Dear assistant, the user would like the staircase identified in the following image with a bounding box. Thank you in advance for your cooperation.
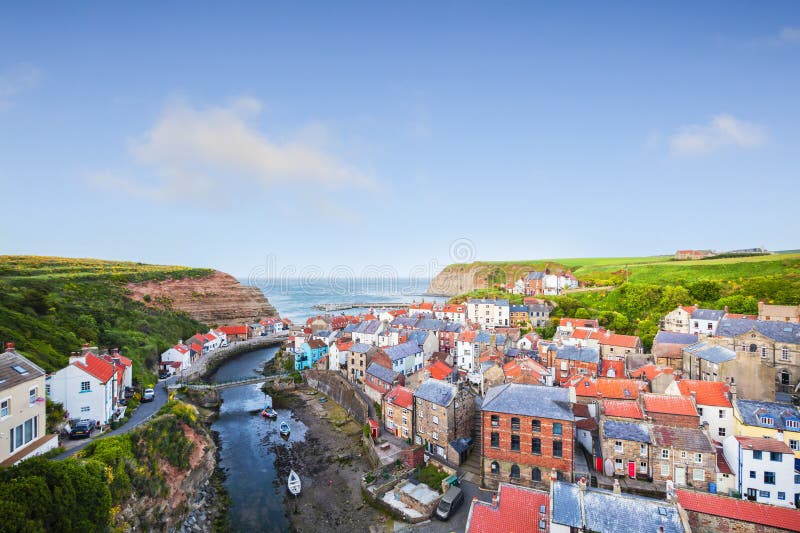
[460,411,483,480]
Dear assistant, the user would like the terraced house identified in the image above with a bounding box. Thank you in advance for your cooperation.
[481,384,574,489]
[413,379,474,464]
[733,398,800,462]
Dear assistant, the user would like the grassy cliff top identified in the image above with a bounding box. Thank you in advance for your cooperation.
[0,255,213,281]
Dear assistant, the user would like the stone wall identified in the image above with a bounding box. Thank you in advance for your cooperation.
[683,510,795,533]
[306,369,369,425]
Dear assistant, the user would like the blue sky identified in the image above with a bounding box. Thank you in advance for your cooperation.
[1,2,798,277]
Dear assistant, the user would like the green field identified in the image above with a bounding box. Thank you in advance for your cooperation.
[0,256,212,382]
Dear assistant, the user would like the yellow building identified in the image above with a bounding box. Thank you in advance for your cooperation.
[733,397,800,461]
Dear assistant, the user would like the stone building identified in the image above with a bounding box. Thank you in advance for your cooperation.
[413,379,474,462]
[481,383,574,489]
[677,489,800,533]
[649,425,716,491]
[758,302,800,323]
[346,342,377,384]
[382,385,414,440]
[600,419,651,479]
[641,394,700,429]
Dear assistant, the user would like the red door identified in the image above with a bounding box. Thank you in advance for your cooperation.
[627,461,635,478]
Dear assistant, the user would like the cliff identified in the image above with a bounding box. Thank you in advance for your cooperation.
[127,270,277,325]
[427,261,564,296]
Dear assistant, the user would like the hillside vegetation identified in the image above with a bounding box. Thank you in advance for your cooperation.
[0,256,212,381]
[448,253,800,350]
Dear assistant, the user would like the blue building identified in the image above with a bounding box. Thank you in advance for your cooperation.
[296,339,328,371]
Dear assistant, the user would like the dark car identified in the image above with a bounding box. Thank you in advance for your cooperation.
[69,420,94,439]
[142,388,155,402]
[124,386,135,399]
[158,370,170,379]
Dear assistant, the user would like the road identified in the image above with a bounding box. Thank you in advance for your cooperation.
[395,478,492,533]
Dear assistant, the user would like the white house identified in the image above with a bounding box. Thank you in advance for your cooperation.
[466,299,509,328]
[47,352,118,425]
[690,309,726,336]
[161,344,191,374]
[441,304,467,323]
[666,379,733,440]
[351,319,384,346]
[543,272,579,295]
[456,331,480,372]
[385,341,424,376]
[517,333,539,351]
[722,435,798,507]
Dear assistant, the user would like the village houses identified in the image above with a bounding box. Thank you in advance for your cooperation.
[413,379,474,464]
[722,435,799,507]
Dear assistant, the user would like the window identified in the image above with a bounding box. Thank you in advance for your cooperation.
[615,441,623,453]
[661,464,669,477]
[432,431,438,441]
[759,416,773,426]
[693,468,704,481]
[531,438,541,455]
[553,440,562,458]
[790,439,799,451]
[553,422,562,436]
[432,415,439,425]
[640,444,647,456]
[415,435,422,445]
[491,461,499,475]
[749,343,757,352]
[45,384,50,396]
[697,407,703,416]
[491,432,500,448]
[680,451,687,459]
[531,467,541,481]
[759,490,770,499]
[770,452,782,462]
[749,470,756,479]
[80,381,90,392]
[539,519,546,530]
[29,388,37,405]
[764,471,775,485]
[661,449,669,459]
[718,410,726,419]
[510,464,520,479]
[491,415,499,427]
[0,398,8,418]
[511,417,520,431]
[778,492,786,501]
[761,346,768,358]
[402,427,408,437]
[402,416,408,425]
[640,462,647,473]
[532,419,541,432]
[431,404,436,411]
[80,406,90,413]
[511,435,520,451]
[781,346,790,360]
[695,453,703,464]
[787,420,800,430]
[718,427,726,437]
[753,450,762,460]
[614,458,622,470]
[387,407,393,417]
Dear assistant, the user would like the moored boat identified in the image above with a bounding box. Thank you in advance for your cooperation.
[279,421,290,437]
[261,407,277,418]
[287,469,301,496]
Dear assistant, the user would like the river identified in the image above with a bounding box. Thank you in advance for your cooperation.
[210,345,307,532]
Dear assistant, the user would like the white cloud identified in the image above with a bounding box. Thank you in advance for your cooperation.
[0,64,43,108]
[669,114,766,156]
[778,26,800,43]
[91,97,375,200]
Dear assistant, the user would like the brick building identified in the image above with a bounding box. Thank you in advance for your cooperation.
[382,385,414,440]
[347,342,376,384]
[554,345,600,382]
[650,425,716,491]
[481,383,574,489]
[642,393,699,428]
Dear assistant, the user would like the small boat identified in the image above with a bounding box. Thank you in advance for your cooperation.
[287,469,301,496]
[261,407,277,419]
[280,421,291,437]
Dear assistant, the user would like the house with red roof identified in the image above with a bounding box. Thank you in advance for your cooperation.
[722,435,798,507]
[48,351,120,425]
[569,376,644,404]
[556,318,600,340]
[382,385,414,440]
[218,325,248,342]
[160,343,192,374]
[668,379,733,441]
[677,489,800,532]
[589,330,643,361]
[466,483,550,532]
[642,393,699,429]
[602,399,644,420]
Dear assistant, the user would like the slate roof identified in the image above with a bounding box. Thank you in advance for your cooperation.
[604,420,651,443]
[0,349,45,390]
[366,362,399,384]
[691,308,725,321]
[405,330,430,346]
[474,332,491,344]
[343,323,358,333]
[469,298,509,306]
[414,379,456,407]
[467,483,549,533]
[349,342,374,354]
[494,334,507,346]
[650,425,715,452]
[482,383,574,421]
[525,271,545,281]
[734,399,800,431]
[354,320,382,334]
[384,341,422,362]
[528,304,550,314]
[717,318,800,343]
[391,316,419,328]
[509,305,528,313]
[683,341,735,364]
[676,490,800,532]
[654,331,698,345]
[552,482,684,532]
[415,318,444,331]
[441,322,463,333]
[556,345,600,364]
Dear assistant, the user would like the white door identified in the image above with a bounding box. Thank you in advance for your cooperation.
[675,466,686,486]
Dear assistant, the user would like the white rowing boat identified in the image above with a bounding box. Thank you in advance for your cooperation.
[288,469,301,496]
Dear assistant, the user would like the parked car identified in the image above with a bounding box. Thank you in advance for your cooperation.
[142,388,155,402]
[69,419,94,439]
[435,485,464,520]
[158,370,170,379]
[124,386,135,399]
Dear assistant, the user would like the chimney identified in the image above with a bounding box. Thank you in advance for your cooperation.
[724,306,729,313]
[491,493,498,509]
[729,381,737,400]
[69,353,87,365]
[4,342,14,352]
[569,386,577,404]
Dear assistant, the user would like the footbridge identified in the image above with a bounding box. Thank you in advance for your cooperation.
[174,372,289,391]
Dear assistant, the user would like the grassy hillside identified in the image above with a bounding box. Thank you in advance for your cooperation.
[449,253,800,350]
[0,256,212,382]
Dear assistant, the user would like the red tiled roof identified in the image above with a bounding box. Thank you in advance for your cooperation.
[218,325,248,335]
[676,380,731,408]
[676,490,800,532]
[576,418,598,431]
[589,330,641,348]
[642,394,698,416]
[480,348,503,363]
[716,446,733,475]
[559,318,598,328]
[190,342,203,353]
[630,364,673,381]
[601,360,625,378]
[724,313,757,320]
[384,385,413,409]
[603,399,644,419]
[428,360,453,381]
[572,377,642,400]
[74,353,116,384]
[734,436,792,454]
[467,483,549,533]
[569,328,593,340]
[443,304,465,313]
[458,330,477,342]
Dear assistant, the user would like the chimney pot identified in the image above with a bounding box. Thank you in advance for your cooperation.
[5,342,14,352]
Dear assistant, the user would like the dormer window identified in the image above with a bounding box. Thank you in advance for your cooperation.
[760,416,774,425]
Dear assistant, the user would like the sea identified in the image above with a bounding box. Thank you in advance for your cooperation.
[243,277,444,323]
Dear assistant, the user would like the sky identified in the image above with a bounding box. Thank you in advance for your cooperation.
[1,1,798,278]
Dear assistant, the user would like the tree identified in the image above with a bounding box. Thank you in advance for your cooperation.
[659,285,691,312]
[716,294,758,315]
[688,280,721,303]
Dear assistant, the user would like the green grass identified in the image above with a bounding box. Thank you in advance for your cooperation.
[0,255,211,381]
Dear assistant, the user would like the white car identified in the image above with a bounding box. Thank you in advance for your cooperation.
[142,388,155,402]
